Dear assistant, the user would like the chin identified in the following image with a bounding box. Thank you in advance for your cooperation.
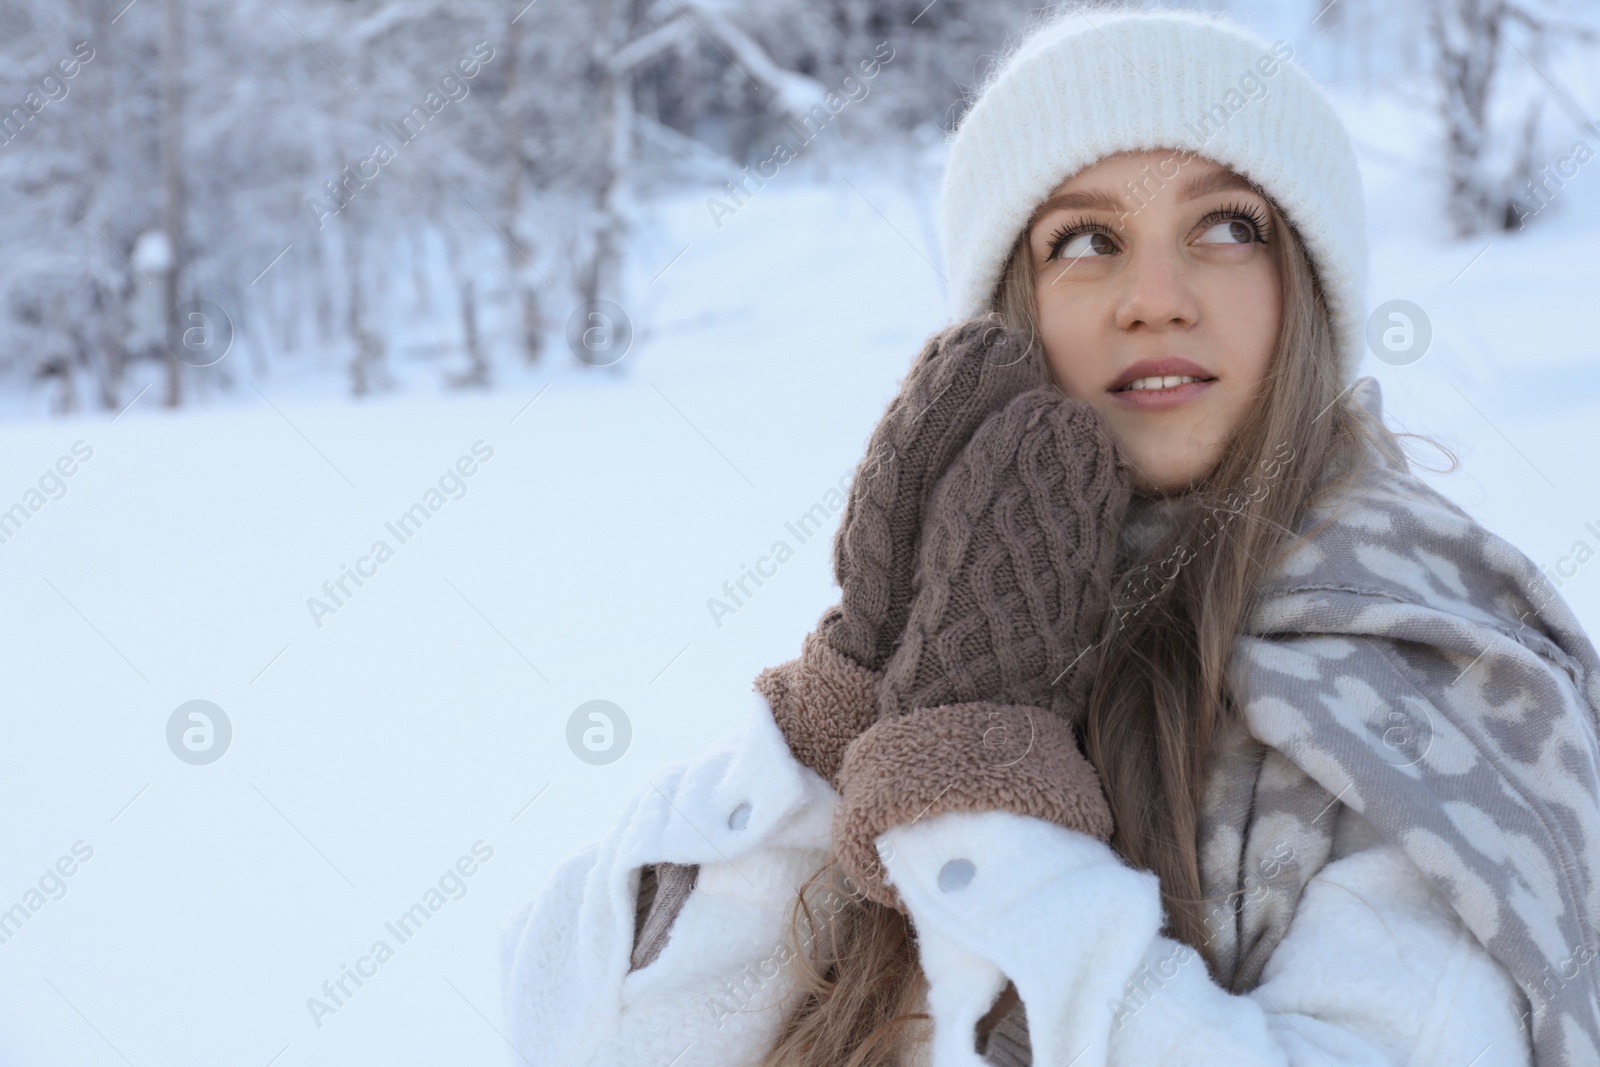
[1126,454,1215,495]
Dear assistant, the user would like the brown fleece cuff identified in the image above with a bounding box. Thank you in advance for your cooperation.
[754,629,882,789]
[832,703,1114,913]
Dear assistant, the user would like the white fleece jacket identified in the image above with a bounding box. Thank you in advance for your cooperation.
[499,686,1533,1066]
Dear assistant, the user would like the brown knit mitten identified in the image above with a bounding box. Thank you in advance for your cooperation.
[880,385,1130,723]
[818,315,1044,672]
[757,317,1044,788]
[834,386,1130,911]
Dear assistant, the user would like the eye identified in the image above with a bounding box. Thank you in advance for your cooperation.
[1193,200,1271,246]
[1196,219,1256,244]
[1045,218,1117,262]
[1056,231,1116,259]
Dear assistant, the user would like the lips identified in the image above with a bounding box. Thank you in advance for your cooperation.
[1108,358,1216,394]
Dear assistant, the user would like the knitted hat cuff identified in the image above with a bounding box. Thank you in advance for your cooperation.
[938,9,1367,383]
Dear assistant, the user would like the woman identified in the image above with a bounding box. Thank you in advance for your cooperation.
[501,10,1600,1066]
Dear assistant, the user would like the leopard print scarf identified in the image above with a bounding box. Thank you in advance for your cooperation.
[1183,377,1600,1064]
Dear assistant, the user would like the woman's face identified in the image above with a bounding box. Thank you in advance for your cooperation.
[1027,150,1283,493]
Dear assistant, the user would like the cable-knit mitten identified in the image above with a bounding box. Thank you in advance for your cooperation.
[880,385,1130,723]
[834,386,1131,910]
[758,317,1044,788]
[817,315,1044,672]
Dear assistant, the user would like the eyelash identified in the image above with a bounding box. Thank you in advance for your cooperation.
[1044,200,1272,261]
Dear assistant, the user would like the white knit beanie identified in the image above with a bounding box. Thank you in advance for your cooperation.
[939,8,1367,383]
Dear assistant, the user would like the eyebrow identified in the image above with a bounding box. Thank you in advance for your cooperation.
[1028,168,1263,225]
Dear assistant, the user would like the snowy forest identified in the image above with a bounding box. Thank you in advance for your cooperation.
[1,0,1595,417]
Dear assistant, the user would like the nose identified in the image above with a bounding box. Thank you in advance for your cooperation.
[1112,245,1200,334]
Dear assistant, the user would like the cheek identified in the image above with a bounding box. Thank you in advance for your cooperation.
[1199,258,1281,381]
[1033,283,1105,398]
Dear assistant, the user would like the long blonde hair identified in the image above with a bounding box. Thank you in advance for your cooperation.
[756,192,1373,1065]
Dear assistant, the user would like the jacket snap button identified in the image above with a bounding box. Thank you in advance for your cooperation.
[728,802,752,830]
[938,858,975,892]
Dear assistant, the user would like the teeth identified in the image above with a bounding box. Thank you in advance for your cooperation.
[1123,375,1204,391]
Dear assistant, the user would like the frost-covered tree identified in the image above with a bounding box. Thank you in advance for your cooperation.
[1422,0,1597,235]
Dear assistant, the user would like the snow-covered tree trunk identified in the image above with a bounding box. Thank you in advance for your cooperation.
[346,230,388,397]
[503,3,545,365]
[1429,0,1504,237]
[454,277,488,387]
[572,0,634,331]
[161,0,187,407]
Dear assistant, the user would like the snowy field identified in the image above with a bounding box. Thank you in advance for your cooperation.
[2,93,1598,1066]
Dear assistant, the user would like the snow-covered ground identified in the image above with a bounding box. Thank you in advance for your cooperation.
[1,87,1597,1067]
